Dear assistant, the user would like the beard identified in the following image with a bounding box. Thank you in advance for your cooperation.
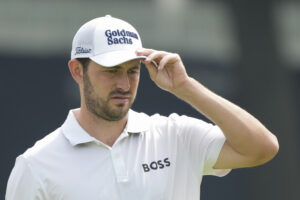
[83,72,134,121]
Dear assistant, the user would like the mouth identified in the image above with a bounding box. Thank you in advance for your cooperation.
[110,95,130,104]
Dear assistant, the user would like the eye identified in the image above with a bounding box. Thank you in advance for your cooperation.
[128,68,140,74]
[106,69,118,73]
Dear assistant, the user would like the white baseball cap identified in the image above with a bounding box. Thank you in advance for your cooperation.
[71,15,145,67]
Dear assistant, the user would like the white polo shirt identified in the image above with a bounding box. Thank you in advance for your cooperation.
[6,109,230,200]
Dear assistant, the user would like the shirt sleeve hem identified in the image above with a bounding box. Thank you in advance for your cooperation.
[204,127,231,177]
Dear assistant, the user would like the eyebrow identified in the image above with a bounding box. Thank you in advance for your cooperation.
[109,65,140,70]
[129,66,140,70]
[109,66,122,69]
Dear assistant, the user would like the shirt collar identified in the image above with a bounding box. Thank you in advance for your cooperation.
[126,109,150,133]
[62,109,97,146]
[61,109,150,146]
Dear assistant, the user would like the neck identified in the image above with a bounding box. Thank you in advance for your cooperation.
[73,107,128,147]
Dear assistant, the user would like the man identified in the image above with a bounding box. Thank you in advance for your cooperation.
[6,15,279,200]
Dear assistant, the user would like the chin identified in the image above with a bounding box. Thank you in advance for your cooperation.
[108,105,130,119]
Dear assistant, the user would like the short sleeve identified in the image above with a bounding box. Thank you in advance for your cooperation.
[170,114,231,177]
[6,156,47,200]
[202,126,231,176]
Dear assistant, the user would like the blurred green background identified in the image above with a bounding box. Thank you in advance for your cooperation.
[1,0,299,199]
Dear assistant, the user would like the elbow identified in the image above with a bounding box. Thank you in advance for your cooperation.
[266,134,279,160]
[272,134,279,155]
[256,133,279,165]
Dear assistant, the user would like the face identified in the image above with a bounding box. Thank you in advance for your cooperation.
[82,59,141,121]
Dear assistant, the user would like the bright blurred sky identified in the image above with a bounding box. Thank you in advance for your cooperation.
[0,0,299,67]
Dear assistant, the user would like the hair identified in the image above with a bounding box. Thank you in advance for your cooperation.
[76,58,90,73]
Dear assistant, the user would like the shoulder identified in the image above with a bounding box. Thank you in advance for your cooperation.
[21,127,67,161]
[129,109,189,122]
[149,112,210,131]
[128,109,179,128]
[129,110,211,133]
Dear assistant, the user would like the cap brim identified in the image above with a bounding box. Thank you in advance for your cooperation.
[90,50,146,67]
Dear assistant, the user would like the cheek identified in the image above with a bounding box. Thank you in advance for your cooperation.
[94,75,114,90]
[89,80,111,99]
[130,76,140,89]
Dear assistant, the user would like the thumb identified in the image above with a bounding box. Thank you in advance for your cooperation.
[144,61,157,81]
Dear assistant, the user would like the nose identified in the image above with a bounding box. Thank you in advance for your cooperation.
[116,72,130,91]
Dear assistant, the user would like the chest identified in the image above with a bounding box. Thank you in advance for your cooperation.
[46,134,178,200]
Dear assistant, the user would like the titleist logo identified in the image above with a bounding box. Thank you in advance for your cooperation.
[75,47,91,55]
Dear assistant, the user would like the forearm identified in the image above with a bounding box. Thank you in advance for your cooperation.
[172,77,279,161]
[138,48,278,168]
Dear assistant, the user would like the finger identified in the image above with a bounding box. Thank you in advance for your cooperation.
[144,62,157,80]
[136,48,155,57]
[157,53,179,70]
[145,51,168,64]
[140,58,158,68]
[151,60,158,68]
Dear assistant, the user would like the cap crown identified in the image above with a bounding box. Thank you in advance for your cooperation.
[71,15,143,59]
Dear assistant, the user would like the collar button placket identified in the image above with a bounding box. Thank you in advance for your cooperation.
[111,142,128,183]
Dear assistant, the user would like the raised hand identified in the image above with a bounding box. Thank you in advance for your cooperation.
[136,48,190,94]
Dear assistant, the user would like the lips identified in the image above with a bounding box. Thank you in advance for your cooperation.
[110,95,130,103]
[109,90,131,104]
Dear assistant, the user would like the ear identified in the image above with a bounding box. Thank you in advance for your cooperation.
[68,59,84,84]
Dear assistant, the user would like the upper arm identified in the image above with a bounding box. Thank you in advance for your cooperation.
[6,157,47,200]
[213,140,263,169]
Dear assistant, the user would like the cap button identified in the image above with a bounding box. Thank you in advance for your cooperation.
[105,15,112,18]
